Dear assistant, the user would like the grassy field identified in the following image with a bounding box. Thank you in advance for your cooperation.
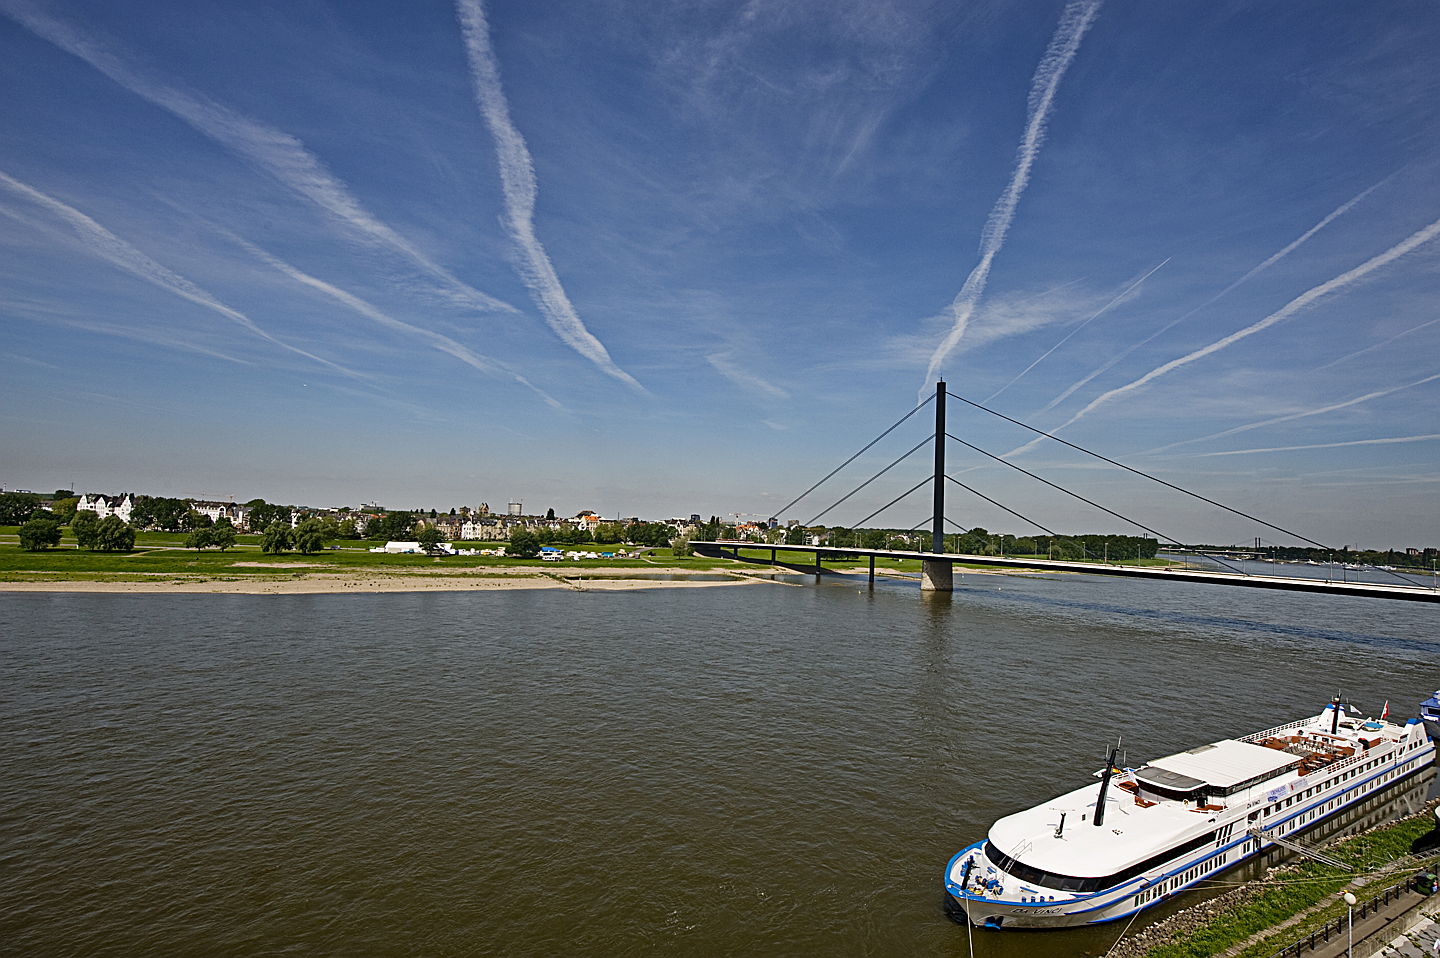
[0,528,749,580]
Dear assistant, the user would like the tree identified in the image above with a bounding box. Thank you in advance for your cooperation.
[0,492,42,524]
[19,517,62,551]
[93,515,135,552]
[48,496,79,523]
[508,528,540,558]
[594,522,624,544]
[184,527,215,550]
[335,518,358,539]
[71,509,101,549]
[131,496,188,531]
[292,517,329,555]
[785,526,806,546]
[262,521,293,554]
[53,488,74,499]
[181,509,212,531]
[545,507,556,520]
[210,523,237,551]
[1050,537,1084,560]
[245,501,289,533]
[367,511,414,541]
[671,537,693,557]
[417,527,445,555]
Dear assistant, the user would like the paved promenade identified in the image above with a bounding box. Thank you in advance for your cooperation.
[1305,893,1438,958]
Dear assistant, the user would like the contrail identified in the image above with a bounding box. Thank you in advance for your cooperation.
[920,0,1102,399]
[455,0,645,392]
[1005,212,1440,458]
[1143,371,1440,454]
[232,235,565,409]
[708,353,789,401]
[1314,316,1440,371]
[983,258,1167,403]
[1190,434,1440,458]
[0,170,359,377]
[1038,177,1389,414]
[0,0,515,316]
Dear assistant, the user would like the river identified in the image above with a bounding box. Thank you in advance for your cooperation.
[3,570,1436,956]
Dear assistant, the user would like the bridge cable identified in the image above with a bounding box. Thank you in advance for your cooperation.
[767,394,934,522]
[806,436,934,527]
[945,431,1249,576]
[944,390,1334,552]
[942,482,1146,566]
[850,477,933,529]
[945,475,1062,539]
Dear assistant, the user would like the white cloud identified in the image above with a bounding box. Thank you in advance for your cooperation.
[454,0,645,392]
[0,0,516,316]
[921,0,1103,396]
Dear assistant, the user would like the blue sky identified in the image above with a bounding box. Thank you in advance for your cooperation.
[2,0,1438,548]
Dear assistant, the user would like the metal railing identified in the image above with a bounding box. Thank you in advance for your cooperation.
[1266,883,1417,957]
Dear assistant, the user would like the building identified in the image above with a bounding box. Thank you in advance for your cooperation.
[507,501,523,516]
[190,500,248,528]
[462,517,507,540]
[76,493,136,523]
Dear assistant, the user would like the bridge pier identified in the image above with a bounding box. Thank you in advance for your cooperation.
[921,558,953,592]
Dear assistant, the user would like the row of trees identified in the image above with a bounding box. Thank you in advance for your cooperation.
[17,510,139,552]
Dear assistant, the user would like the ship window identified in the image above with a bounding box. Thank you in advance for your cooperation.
[985,829,1218,895]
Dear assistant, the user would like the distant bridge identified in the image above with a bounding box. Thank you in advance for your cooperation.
[715,381,1438,603]
[690,541,1440,603]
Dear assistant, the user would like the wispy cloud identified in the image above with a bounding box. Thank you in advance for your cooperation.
[1146,371,1440,455]
[1189,434,1440,458]
[707,352,790,400]
[984,258,1166,403]
[920,0,1102,397]
[1007,211,1440,457]
[1314,315,1440,371]
[454,0,644,392]
[0,0,516,316]
[228,234,563,408]
[0,170,355,376]
[1037,178,1388,415]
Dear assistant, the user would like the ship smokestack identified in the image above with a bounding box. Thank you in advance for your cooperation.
[1093,743,1120,827]
[1330,694,1342,735]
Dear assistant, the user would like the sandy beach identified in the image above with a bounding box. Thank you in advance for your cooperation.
[0,566,775,595]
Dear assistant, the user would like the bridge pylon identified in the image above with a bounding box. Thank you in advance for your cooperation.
[923,379,954,592]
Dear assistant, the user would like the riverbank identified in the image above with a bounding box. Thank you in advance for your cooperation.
[0,566,772,594]
[1114,798,1440,958]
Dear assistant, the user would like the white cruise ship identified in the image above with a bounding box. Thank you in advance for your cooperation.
[944,698,1436,929]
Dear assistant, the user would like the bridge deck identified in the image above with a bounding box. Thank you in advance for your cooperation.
[689,542,1440,603]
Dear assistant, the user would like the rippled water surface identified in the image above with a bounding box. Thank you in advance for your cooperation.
[3,572,1436,956]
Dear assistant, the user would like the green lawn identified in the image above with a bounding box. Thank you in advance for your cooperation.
[0,529,749,579]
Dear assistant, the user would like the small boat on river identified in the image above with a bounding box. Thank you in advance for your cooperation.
[1421,689,1440,740]
[944,697,1436,929]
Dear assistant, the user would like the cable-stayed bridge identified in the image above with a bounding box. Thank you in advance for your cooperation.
[691,382,1439,603]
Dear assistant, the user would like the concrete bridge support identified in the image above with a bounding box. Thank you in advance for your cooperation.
[921,558,953,592]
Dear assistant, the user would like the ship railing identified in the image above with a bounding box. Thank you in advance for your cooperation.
[1242,719,1313,742]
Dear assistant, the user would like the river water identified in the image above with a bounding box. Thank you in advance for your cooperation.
[3,571,1436,957]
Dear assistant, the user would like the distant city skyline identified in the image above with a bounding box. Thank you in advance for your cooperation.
[3,1,1438,547]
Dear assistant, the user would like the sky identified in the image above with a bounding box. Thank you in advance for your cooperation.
[2,0,1438,549]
